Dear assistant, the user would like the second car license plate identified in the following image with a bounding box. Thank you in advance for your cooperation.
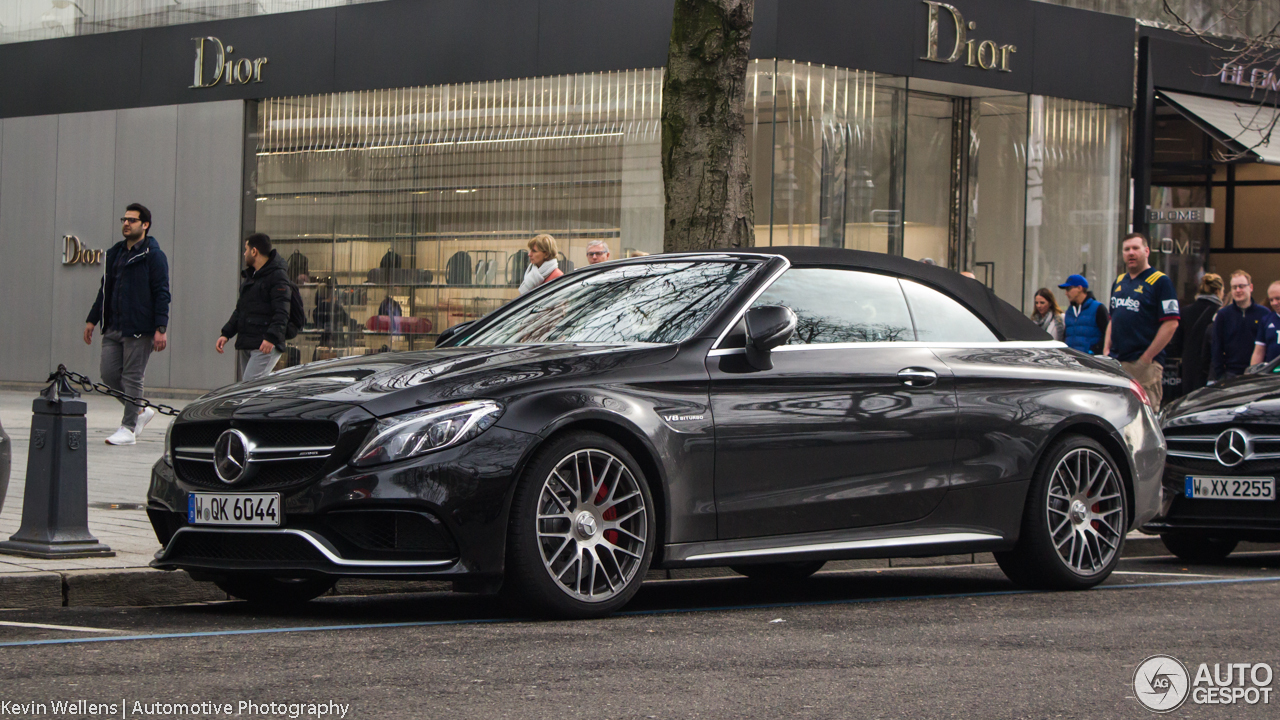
[1185,476,1275,501]
[188,493,282,526]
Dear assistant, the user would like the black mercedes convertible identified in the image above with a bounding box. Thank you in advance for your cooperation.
[1145,360,1280,560]
[147,247,1164,617]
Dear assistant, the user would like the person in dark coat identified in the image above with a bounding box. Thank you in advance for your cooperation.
[1177,273,1224,394]
[1210,270,1270,381]
[84,203,171,446]
[216,233,291,382]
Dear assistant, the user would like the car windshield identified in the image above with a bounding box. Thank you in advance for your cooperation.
[458,260,759,346]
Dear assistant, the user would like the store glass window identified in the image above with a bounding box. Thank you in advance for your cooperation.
[1024,96,1129,312]
[253,70,664,366]
[749,60,908,254]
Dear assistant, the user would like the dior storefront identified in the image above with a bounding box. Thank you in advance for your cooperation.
[0,0,1135,389]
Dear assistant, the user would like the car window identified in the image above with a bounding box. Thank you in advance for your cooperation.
[749,268,916,344]
[900,279,999,343]
[459,261,758,346]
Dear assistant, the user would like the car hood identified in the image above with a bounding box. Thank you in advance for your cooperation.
[1164,372,1280,428]
[193,343,678,416]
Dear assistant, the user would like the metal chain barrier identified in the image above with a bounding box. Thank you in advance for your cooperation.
[51,364,181,417]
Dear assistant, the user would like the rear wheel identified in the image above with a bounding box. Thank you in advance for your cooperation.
[995,435,1127,590]
[215,575,335,606]
[731,561,825,583]
[505,432,655,619]
[1159,532,1239,562]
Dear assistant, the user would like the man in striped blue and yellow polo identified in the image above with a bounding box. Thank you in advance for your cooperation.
[1103,232,1180,408]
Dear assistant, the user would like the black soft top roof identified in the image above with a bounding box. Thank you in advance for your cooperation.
[689,246,1047,342]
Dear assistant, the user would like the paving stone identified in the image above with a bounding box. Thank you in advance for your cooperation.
[0,571,63,608]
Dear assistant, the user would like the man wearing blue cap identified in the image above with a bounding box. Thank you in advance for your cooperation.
[1059,274,1108,354]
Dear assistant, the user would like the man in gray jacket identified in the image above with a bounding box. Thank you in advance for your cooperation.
[216,234,291,381]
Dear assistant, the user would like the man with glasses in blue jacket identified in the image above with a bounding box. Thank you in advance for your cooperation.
[83,203,170,446]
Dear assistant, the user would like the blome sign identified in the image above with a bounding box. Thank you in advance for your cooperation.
[1134,654,1274,713]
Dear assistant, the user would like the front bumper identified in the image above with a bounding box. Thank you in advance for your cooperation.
[147,426,539,583]
[1141,457,1280,540]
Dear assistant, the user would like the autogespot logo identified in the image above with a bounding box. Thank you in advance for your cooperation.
[1134,655,1190,713]
[1134,655,1275,712]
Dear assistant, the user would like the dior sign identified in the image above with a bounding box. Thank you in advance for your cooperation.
[62,235,104,266]
[190,37,268,89]
[920,1,1016,72]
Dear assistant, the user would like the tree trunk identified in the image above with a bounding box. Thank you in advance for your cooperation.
[661,0,755,253]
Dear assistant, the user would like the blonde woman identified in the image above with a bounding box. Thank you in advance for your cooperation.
[518,234,563,295]
[1032,288,1065,342]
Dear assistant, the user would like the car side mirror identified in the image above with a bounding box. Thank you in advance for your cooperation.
[744,305,797,371]
[435,321,475,348]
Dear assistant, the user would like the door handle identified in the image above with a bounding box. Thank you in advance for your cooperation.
[897,368,938,387]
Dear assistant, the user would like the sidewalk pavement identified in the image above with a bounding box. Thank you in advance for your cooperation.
[0,389,1259,610]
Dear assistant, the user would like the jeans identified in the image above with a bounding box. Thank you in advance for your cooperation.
[238,348,282,382]
[101,329,154,430]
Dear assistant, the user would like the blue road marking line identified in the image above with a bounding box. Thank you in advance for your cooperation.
[1,575,1278,649]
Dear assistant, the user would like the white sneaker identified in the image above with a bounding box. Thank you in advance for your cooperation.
[134,407,157,438]
[106,427,136,446]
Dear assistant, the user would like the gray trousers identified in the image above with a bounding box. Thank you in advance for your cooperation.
[238,348,282,382]
[101,329,154,430]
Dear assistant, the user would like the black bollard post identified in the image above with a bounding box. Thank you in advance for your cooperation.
[0,369,114,558]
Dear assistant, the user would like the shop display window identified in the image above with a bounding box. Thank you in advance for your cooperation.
[253,70,664,367]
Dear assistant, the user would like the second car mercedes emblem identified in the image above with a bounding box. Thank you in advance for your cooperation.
[1214,428,1248,467]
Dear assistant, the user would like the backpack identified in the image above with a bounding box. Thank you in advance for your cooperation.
[285,279,306,340]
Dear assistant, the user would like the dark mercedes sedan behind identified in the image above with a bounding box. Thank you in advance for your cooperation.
[148,248,1163,617]
[1145,360,1280,560]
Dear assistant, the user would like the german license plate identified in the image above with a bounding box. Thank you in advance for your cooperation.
[1185,476,1275,501]
[188,493,281,526]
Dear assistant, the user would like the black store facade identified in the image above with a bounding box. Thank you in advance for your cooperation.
[0,0,1136,388]
[1134,27,1280,302]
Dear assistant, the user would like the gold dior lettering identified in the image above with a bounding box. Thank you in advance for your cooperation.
[1218,63,1280,92]
[190,37,268,89]
[921,1,1016,72]
[62,235,104,266]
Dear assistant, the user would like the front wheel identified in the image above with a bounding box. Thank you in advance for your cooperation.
[1160,532,1239,563]
[215,575,335,606]
[995,435,1127,590]
[504,432,655,619]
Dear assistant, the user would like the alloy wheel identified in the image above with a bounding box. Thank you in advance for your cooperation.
[1045,447,1124,575]
[535,449,648,603]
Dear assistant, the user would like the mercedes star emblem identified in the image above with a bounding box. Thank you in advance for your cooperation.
[1214,428,1248,467]
[214,429,253,484]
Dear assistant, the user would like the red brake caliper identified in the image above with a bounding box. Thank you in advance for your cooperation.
[595,480,618,544]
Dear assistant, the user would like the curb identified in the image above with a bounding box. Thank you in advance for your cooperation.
[1,536,1274,610]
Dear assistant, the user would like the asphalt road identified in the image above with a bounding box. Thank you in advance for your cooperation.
[2,552,1279,720]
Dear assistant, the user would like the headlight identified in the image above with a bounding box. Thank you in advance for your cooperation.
[352,400,503,467]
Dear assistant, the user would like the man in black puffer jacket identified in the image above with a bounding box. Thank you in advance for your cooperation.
[217,234,291,381]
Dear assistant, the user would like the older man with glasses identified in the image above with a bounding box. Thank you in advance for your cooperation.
[585,240,611,265]
[84,203,171,446]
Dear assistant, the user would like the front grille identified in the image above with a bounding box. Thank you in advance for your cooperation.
[1164,423,1280,468]
[165,531,323,564]
[176,458,329,491]
[171,419,349,491]
[172,420,339,450]
[323,510,457,555]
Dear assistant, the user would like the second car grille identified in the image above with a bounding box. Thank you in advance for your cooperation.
[1165,424,1280,468]
[171,419,345,491]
